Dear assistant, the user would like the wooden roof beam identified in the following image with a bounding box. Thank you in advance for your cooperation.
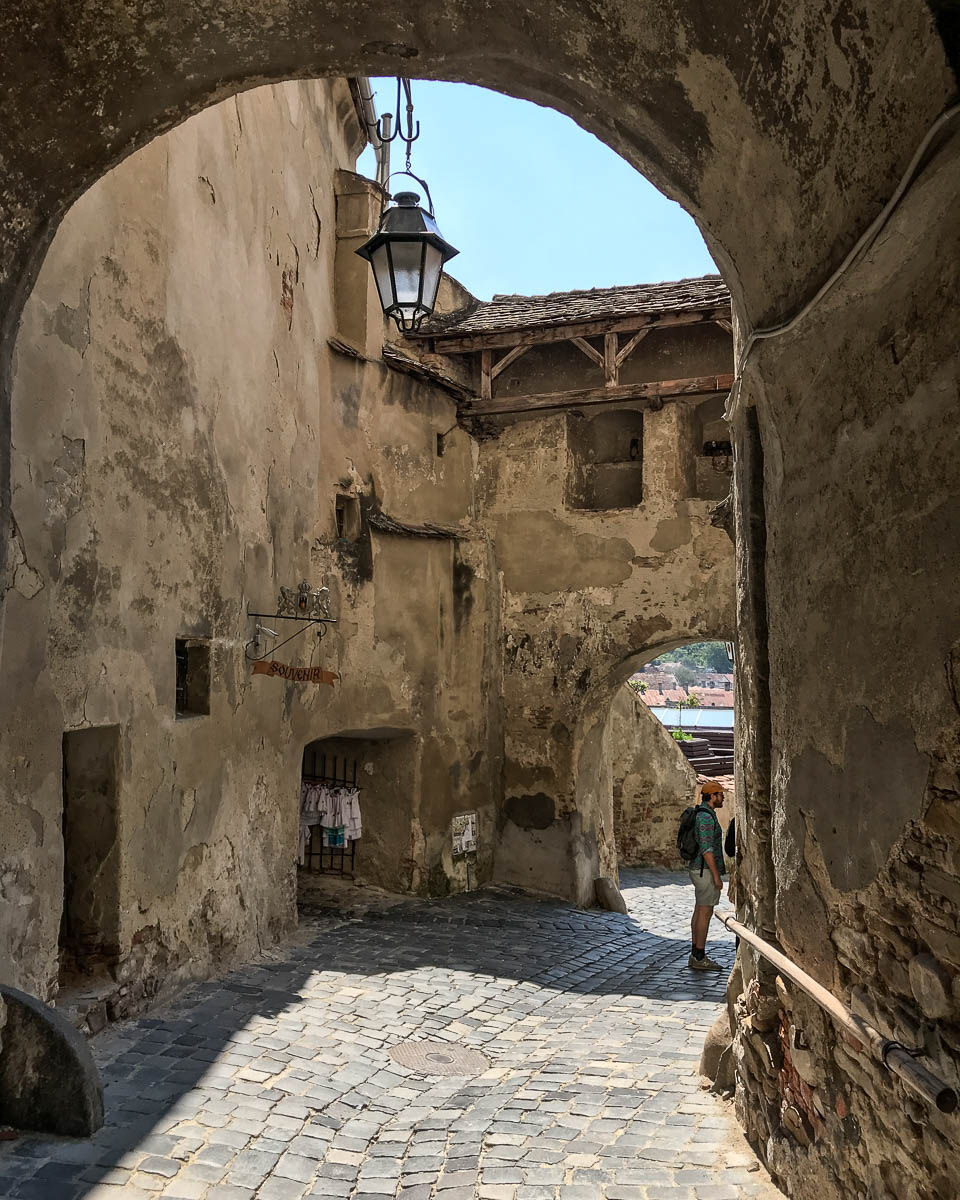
[490,344,530,380]
[615,326,652,367]
[571,336,604,368]
[460,373,735,418]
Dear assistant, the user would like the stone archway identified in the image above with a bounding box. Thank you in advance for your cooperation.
[4,8,960,1196]
[1,2,953,359]
[570,637,734,892]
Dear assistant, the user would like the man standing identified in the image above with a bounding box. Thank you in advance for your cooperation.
[689,780,726,970]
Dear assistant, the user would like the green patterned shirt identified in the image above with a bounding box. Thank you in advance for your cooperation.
[694,802,725,875]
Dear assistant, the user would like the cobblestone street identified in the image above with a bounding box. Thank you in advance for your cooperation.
[1,871,781,1200]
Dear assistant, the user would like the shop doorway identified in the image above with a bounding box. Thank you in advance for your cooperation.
[298,730,418,896]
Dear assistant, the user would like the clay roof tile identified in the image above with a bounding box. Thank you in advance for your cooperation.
[419,274,730,338]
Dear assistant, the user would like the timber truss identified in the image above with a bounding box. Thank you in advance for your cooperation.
[415,305,734,418]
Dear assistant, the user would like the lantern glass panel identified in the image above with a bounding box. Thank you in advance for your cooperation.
[421,243,444,311]
[388,240,426,305]
[369,245,394,314]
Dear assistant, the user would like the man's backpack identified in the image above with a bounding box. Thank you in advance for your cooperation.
[677,806,701,864]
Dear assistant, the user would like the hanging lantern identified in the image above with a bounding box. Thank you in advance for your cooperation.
[356,189,459,334]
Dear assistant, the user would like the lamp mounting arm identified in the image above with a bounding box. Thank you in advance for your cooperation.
[375,77,421,171]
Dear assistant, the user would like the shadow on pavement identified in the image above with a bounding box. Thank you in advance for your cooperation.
[0,880,732,1199]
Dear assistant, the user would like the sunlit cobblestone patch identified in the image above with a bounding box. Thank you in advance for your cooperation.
[0,871,778,1199]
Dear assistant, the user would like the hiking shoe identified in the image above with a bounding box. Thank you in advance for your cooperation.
[688,952,722,971]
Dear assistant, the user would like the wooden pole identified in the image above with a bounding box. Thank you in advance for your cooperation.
[721,914,958,1113]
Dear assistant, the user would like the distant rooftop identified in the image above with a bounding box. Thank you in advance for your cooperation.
[421,274,731,339]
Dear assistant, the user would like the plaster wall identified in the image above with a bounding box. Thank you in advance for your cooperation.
[1,3,958,1185]
[477,406,735,904]
[2,79,498,1008]
[726,128,960,1200]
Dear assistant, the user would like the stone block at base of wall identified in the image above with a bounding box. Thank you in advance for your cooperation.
[0,985,104,1136]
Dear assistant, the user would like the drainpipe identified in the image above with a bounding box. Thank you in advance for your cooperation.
[721,913,958,1113]
[354,76,389,190]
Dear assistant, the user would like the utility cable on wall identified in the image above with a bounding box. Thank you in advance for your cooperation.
[728,99,960,416]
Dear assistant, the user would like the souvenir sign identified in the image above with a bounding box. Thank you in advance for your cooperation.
[252,660,338,685]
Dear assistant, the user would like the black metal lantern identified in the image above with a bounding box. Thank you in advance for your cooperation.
[356,186,459,334]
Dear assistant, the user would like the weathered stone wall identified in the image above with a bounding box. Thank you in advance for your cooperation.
[2,80,499,1012]
[727,122,960,1200]
[476,399,735,904]
[608,688,697,868]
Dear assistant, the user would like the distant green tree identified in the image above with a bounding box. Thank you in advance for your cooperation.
[674,665,697,688]
[704,642,732,672]
[649,640,732,674]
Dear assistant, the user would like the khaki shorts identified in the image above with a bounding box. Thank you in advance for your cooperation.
[690,868,722,908]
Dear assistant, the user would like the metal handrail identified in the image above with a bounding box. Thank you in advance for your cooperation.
[720,913,958,1114]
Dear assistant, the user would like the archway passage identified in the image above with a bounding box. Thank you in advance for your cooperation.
[2,10,960,1197]
[613,639,736,870]
[298,730,419,895]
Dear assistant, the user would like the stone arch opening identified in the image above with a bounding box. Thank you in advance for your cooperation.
[569,634,734,899]
[612,639,736,871]
[2,2,953,392]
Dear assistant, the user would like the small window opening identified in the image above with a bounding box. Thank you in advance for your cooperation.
[436,432,445,458]
[335,494,361,541]
[566,409,644,510]
[175,638,210,718]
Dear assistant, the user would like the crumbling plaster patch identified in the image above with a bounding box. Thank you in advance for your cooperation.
[480,401,735,903]
[494,510,635,593]
[784,709,929,894]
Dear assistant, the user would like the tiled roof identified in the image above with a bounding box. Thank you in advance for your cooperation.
[640,689,666,706]
[697,773,735,794]
[422,274,730,338]
[689,688,735,708]
[638,671,679,688]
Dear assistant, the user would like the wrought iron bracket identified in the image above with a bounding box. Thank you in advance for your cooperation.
[247,611,338,625]
[244,580,339,663]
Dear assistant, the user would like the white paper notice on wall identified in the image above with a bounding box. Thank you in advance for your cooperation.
[451,810,478,856]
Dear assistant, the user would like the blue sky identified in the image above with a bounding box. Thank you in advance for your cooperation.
[356,79,716,302]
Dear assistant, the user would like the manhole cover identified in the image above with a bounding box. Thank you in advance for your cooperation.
[388,1040,490,1076]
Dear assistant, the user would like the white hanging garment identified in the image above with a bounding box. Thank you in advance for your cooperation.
[342,787,362,841]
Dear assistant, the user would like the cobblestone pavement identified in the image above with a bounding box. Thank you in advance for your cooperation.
[1,869,782,1199]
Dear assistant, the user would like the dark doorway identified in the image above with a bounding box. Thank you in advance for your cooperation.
[60,726,121,981]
